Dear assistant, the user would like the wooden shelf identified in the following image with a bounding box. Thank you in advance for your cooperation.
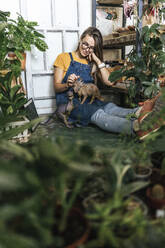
[99,81,130,93]
[97,0,123,5]
[103,31,136,48]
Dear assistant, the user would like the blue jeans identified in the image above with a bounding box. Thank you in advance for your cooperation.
[90,103,138,135]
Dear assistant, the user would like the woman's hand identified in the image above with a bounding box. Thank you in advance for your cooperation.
[87,52,101,65]
[66,73,79,87]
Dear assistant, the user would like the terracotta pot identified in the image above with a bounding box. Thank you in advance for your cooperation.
[65,208,90,248]
[6,52,26,70]
[7,52,17,60]
[20,53,26,70]
[53,207,90,248]
[146,187,165,209]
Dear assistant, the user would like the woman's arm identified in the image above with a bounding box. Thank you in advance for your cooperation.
[54,67,79,93]
[54,67,69,93]
[89,52,114,86]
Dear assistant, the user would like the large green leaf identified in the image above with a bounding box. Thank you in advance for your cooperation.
[108,68,124,82]
[9,85,22,100]
[0,118,41,140]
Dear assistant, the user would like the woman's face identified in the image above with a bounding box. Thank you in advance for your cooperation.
[79,34,95,57]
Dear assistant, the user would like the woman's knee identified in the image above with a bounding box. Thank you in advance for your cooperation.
[90,109,105,123]
[103,102,117,112]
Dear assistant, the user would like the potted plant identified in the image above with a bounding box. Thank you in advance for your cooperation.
[0,10,48,140]
[0,10,48,71]
[109,10,165,105]
[146,184,165,210]
[81,147,149,217]
[132,149,152,181]
[0,10,48,117]
[85,190,148,248]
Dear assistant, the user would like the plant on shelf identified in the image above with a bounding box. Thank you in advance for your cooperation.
[0,10,48,117]
[109,23,165,104]
[109,0,165,105]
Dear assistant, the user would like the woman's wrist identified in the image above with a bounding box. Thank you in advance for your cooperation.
[96,59,106,69]
[98,62,106,69]
[65,82,69,89]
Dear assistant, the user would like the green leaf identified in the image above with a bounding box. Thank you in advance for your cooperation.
[9,85,22,100]
[7,105,14,114]
[34,39,48,51]
[0,118,41,140]
[0,172,23,191]
[0,139,34,161]
[33,30,45,38]
[142,81,152,86]
[122,181,149,197]
[144,85,155,98]
[14,97,27,109]
[108,68,124,82]
[14,50,24,60]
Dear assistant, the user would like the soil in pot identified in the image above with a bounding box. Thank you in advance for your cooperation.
[134,166,152,180]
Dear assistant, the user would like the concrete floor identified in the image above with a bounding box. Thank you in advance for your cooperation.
[30,116,122,151]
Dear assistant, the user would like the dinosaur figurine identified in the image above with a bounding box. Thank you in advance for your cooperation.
[41,90,74,128]
[73,79,103,104]
[55,90,74,128]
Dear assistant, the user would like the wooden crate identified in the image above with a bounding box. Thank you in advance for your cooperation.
[5,117,30,139]
[103,49,122,61]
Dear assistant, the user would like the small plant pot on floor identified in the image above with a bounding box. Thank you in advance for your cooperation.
[82,191,107,213]
[134,166,152,181]
[146,184,165,210]
[126,195,148,216]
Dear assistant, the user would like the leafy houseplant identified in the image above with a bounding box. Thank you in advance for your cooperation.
[0,10,48,117]
[0,70,27,116]
[0,10,48,71]
[0,137,95,248]
[86,190,148,248]
[109,15,165,104]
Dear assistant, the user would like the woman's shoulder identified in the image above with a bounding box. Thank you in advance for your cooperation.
[54,52,73,71]
[56,52,71,60]
[54,52,71,67]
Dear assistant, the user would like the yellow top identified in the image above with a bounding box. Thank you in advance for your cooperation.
[54,52,88,78]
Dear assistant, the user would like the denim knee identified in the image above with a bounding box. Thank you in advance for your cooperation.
[103,102,116,112]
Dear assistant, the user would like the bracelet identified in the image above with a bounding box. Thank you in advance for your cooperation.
[98,62,106,69]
